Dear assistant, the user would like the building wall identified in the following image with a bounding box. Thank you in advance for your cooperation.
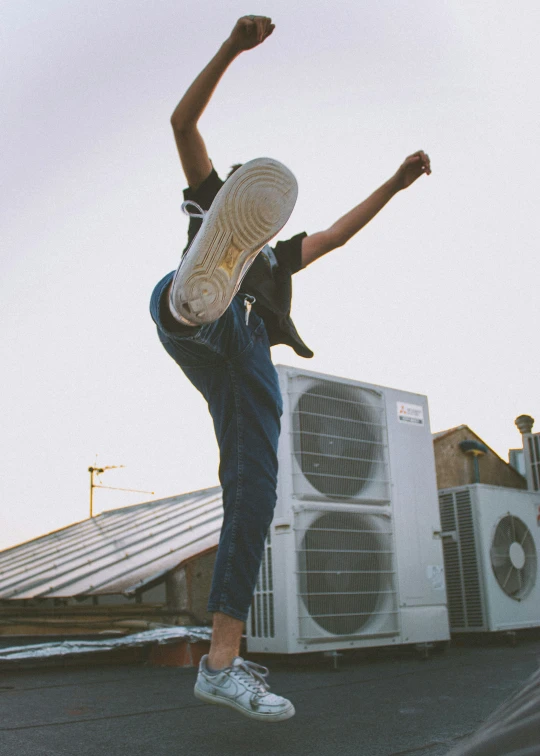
[166,549,217,625]
[187,550,217,623]
[434,427,527,490]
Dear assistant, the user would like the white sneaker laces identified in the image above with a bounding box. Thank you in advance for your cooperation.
[233,660,270,695]
[181,200,206,219]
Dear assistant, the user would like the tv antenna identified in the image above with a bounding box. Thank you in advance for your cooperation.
[88,463,154,518]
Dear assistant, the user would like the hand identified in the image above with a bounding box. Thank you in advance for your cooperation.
[226,15,275,52]
[393,150,431,191]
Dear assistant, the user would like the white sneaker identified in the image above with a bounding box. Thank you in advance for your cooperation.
[170,157,298,326]
[194,655,295,722]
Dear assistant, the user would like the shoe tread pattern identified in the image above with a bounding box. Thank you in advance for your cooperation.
[171,158,297,325]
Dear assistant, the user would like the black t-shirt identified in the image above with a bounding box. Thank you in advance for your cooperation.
[182,168,313,358]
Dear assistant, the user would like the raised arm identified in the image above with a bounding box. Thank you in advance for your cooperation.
[301,151,431,268]
[171,16,275,189]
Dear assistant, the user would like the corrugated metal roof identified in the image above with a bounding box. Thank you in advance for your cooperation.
[0,486,223,600]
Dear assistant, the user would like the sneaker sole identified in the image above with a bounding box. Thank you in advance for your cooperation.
[170,157,298,326]
[194,683,296,722]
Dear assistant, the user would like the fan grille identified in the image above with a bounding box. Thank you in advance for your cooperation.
[296,510,398,638]
[490,515,537,600]
[291,378,390,502]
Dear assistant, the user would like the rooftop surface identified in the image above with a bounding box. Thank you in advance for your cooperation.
[1,635,539,756]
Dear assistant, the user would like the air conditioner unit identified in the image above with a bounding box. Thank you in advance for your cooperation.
[247,365,449,654]
[438,484,540,633]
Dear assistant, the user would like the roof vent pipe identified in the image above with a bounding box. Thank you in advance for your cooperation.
[459,440,489,484]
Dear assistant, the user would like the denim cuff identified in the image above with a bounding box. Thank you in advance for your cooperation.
[207,602,250,623]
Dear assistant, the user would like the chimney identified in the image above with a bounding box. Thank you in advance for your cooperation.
[515,415,535,435]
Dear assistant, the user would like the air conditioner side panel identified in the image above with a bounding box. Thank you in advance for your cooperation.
[275,369,295,521]
[385,389,448,615]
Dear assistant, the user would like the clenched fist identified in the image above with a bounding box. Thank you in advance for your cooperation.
[226,15,275,52]
[393,151,431,191]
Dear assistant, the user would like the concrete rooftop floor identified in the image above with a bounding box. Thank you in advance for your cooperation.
[1,635,539,756]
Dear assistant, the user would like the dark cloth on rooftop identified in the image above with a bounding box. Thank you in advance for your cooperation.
[445,664,540,756]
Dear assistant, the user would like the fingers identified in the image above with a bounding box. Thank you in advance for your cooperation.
[406,150,431,175]
[415,150,431,174]
[237,16,254,35]
[255,16,265,42]
[420,150,431,175]
[240,15,274,43]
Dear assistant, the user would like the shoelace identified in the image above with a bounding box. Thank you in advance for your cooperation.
[178,201,206,262]
[232,660,270,695]
[181,200,206,219]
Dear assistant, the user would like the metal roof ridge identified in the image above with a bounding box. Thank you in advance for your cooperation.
[99,485,221,517]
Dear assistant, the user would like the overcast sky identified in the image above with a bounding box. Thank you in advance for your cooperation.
[2,0,539,550]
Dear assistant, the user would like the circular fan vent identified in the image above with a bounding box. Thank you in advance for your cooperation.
[490,515,537,600]
[298,511,394,635]
[294,382,383,498]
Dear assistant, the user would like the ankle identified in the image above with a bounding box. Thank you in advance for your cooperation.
[207,612,244,671]
[207,652,235,670]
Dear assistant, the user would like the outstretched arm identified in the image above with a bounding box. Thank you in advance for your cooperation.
[301,151,431,268]
[171,16,274,189]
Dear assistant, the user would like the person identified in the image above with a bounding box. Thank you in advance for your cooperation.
[149,15,431,723]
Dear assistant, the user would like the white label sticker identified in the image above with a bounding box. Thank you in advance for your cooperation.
[397,401,425,426]
[427,565,445,591]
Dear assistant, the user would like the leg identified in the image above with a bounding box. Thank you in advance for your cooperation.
[202,317,282,630]
[151,278,281,638]
[208,612,244,669]
[192,336,295,722]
